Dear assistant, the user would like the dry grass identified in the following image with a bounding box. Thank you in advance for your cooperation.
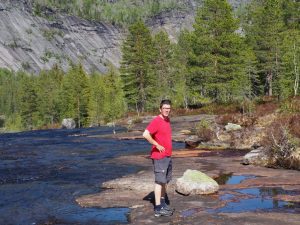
[261,116,300,169]
[289,114,300,138]
[255,101,279,117]
[280,97,300,113]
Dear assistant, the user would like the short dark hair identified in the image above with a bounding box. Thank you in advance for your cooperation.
[160,99,171,108]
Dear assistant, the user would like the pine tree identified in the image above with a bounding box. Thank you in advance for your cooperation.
[243,0,284,96]
[18,72,38,129]
[102,65,126,126]
[36,64,63,126]
[0,69,18,116]
[172,30,191,108]
[279,0,300,97]
[188,0,250,102]
[88,71,106,126]
[120,20,155,114]
[59,64,90,127]
[152,30,173,102]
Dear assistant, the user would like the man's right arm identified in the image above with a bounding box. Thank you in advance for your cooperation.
[143,130,165,152]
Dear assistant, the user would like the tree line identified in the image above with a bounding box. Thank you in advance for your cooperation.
[0,0,299,130]
[0,64,125,130]
[31,0,185,26]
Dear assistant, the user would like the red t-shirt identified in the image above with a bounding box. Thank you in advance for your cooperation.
[146,115,172,159]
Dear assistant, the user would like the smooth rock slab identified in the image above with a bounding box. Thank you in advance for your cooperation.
[176,169,219,195]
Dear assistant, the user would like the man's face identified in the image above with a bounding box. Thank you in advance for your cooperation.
[160,104,171,118]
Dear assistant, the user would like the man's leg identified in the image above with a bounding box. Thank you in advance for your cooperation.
[154,183,162,207]
[153,158,173,217]
[154,183,172,217]
[160,159,174,212]
[161,183,166,204]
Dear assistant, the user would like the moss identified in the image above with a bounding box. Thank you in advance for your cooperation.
[183,169,215,183]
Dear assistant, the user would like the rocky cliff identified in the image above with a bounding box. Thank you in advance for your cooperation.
[0,0,196,74]
[0,0,247,74]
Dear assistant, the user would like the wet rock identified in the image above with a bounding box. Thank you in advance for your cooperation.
[175,169,219,195]
[61,118,76,129]
[242,147,269,166]
[225,123,242,131]
[101,171,154,193]
[185,135,203,148]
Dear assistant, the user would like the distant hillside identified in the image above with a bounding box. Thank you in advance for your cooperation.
[0,0,248,74]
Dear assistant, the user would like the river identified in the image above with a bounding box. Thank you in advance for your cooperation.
[0,127,184,225]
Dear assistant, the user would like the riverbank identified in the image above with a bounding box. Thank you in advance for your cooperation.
[77,148,300,224]
[77,115,300,224]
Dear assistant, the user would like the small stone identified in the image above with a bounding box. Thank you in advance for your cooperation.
[225,123,242,131]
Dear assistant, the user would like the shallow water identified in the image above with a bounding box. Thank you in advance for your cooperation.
[211,175,300,213]
[0,127,184,225]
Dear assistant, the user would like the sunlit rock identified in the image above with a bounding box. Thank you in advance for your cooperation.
[61,118,76,129]
[243,147,269,166]
[225,123,242,131]
[176,169,219,195]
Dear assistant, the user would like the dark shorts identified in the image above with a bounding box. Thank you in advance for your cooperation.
[152,157,172,184]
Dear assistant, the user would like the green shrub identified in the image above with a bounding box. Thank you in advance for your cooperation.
[21,62,31,70]
[194,119,215,141]
[42,29,63,41]
[5,114,23,131]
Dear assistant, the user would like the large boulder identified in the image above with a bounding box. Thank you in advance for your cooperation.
[242,147,269,166]
[61,118,76,129]
[176,169,219,195]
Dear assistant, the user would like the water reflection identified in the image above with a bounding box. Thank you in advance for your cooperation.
[211,174,300,213]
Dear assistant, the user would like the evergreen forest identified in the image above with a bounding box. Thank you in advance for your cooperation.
[0,0,299,131]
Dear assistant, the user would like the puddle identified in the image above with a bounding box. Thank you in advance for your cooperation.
[215,173,256,185]
[208,174,300,213]
[210,187,300,213]
[209,197,291,213]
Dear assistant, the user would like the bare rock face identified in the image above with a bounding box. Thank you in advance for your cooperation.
[0,1,196,74]
[61,118,76,129]
[0,1,124,74]
[176,169,219,195]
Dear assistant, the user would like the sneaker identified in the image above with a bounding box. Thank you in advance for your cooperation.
[161,203,175,212]
[154,207,173,217]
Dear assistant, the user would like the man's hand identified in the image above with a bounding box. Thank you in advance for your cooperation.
[155,144,165,152]
[143,130,165,152]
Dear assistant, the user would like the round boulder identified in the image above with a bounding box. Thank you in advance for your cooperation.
[61,118,76,129]
[176,169,219,195]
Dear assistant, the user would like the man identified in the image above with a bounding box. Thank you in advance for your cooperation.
[143,99,174,217]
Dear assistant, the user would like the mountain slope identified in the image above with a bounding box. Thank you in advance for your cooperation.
[0,0,246,74]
